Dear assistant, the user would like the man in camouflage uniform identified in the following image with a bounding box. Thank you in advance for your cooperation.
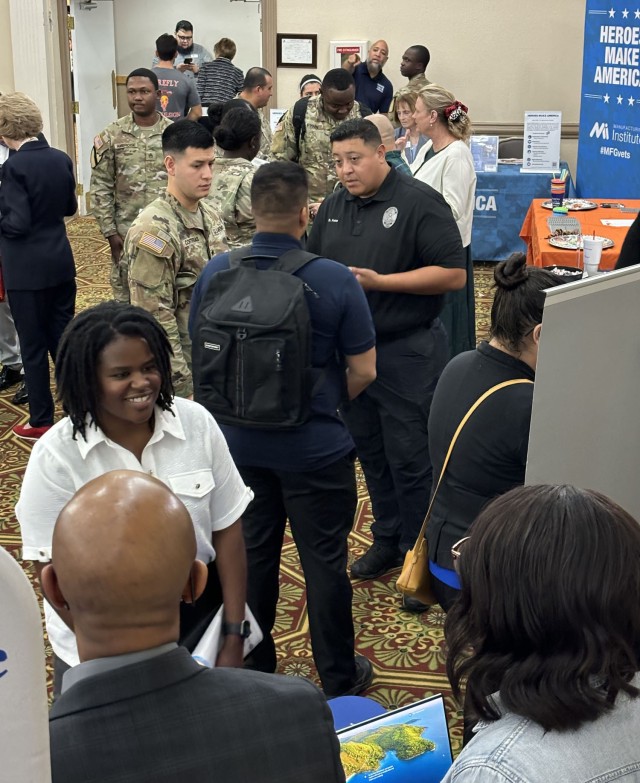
[270,69,370,206]
[388,45,431,124]
[238,67,273,159]
[124,121,227,397]
[91,68,172,302]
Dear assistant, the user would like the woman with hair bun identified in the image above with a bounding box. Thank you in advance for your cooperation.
[412,84,476,357]
[424,253,563,611]
[207,105,261,247]
[442,483,640,781]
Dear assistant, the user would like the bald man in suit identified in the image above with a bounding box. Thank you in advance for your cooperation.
[44,470,345,783]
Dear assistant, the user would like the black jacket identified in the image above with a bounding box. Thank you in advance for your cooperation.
[615,212,640,270]
[0,136,77,290]
[49,646,346,783]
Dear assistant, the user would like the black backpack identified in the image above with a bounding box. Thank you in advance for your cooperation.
[192,247,322,429]
[291,97,373,152]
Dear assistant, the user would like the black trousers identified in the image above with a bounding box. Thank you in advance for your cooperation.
[8,281,76,426]
[343,321,449,553]
[431,573,461,613]
[239,452,357,697]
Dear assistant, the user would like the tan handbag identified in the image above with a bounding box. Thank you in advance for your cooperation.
[396,378,533,604]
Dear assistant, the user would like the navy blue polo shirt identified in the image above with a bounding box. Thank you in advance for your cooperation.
[189,232,376,471]
[307,167,465,337]
[352,62,393,113]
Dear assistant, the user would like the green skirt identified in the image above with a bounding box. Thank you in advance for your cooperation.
[439,245,476,359]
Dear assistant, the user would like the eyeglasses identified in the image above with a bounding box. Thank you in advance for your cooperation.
[451,536,470,571]
[177,35,193,42]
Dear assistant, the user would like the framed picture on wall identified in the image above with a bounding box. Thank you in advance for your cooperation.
[276,34,317,68]
[330,40,369,69]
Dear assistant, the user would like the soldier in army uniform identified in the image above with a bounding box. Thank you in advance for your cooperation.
[124,121,227,398]
[91,68,172,303]
[238,67,273,159]
[270,69,370,207]
[208,107,261,248]
[388,46,431,124]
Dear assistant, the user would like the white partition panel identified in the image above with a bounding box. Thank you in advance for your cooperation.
[526,266,640,519]
[0,546,51,781]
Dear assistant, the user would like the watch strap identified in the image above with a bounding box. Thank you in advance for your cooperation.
[222,620,250,638]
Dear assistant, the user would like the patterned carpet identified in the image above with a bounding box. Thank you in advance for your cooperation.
[0,217,495,755]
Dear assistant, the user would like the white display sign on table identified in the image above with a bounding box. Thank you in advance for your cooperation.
[521,110,562,173]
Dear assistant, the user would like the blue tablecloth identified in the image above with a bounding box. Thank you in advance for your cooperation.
[471,162,574,262]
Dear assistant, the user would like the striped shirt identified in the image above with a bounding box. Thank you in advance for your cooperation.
[196,57,245,107]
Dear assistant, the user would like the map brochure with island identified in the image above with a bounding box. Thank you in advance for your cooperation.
[337,694,453,782]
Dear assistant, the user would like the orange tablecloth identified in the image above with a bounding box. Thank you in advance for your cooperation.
[519,199,640,270]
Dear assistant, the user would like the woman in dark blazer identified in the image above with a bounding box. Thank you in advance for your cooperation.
[0,92,77,440]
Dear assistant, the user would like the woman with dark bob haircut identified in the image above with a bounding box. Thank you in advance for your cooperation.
[441,484,640,782]
[421,253,563,613]
[16,302,253,695]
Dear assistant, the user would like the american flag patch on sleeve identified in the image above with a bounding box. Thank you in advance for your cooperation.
[138,232,167,254]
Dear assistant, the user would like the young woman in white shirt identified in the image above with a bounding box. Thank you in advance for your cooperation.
[17,301,253,693]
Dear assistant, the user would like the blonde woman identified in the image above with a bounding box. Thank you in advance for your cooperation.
[412,84,477,355]
[392,90,426,166]
[0,92,77,440]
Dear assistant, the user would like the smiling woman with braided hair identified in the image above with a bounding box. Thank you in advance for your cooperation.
[15,301,253,696]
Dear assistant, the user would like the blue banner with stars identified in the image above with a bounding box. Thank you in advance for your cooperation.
[576,0,640,197]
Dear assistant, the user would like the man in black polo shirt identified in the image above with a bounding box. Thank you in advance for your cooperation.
[307,119,465,608]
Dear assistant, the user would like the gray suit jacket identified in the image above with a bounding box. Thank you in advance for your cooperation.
[49,646,346,783]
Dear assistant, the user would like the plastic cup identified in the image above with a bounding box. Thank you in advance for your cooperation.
[550,178,566,208]
[582,236,605,277]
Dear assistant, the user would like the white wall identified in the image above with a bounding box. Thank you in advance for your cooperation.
[275,0,585,116]
[0,0,15,93]
[113,0,262,79]
[275,0,585,174]
[1,0,588,173]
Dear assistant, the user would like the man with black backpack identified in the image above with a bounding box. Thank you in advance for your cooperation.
[270,69,371,208]
[189,161,377,699]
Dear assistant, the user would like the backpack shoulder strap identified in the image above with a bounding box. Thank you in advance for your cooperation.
[228,246,255,269]
[271,248,321,276]
[292,97,310,150]
[228,246,279,269]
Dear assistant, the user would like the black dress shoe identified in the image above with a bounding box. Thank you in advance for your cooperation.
[11,381,28,405]
[401,595,430,614]
[0,366,22,391]
[350,541,403,580]
[326,655,374,699]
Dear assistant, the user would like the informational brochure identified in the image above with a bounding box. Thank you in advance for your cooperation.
[270,108,286,133]
[470,135,499,172]
[521,111,562,173]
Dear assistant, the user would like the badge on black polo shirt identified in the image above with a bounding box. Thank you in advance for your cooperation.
[383,207,398,228]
